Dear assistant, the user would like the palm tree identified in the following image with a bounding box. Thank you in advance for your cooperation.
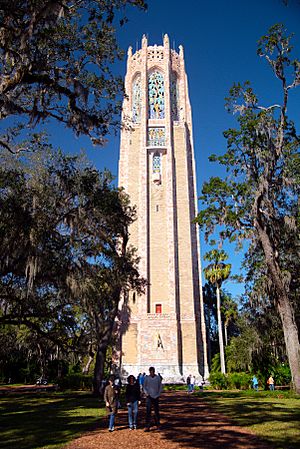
[204,249,231,374]
[222,294,238,346]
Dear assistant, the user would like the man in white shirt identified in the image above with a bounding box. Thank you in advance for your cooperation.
[143,366,162,431]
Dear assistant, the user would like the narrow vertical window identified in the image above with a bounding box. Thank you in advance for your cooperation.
[152,152,161,174]
[148,71,165,119]
[132,75,141,123]
[171,72,179,121]
[152,152,161,184]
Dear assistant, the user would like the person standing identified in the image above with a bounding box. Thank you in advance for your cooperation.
[252,375,259,392]
[143,366,162,431]
[125,375,141,430]
[186,374,191,393]
[190,375,196,393]
[267,375,275,391]
[104,375,119,432]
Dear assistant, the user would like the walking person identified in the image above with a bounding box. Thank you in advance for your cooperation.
[125,375,141,430]
[267,375,275,391]
[104,375,119,432]
[143,366,162,431]
[186,374,191,393]
[190,375,196,393]
[252,375,259,392]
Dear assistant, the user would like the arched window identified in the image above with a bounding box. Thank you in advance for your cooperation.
[148,71,165,119]
[171,72,179,121]
[132,75,141,123]
[152,152,161,174]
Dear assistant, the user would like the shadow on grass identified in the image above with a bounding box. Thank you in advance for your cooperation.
[156,392,271,449]
[198,390,300,449]
[0,391,105,449]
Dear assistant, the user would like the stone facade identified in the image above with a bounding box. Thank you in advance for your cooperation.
[117,35,209,382]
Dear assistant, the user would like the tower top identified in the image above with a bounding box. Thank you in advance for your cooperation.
[128,34,184,57]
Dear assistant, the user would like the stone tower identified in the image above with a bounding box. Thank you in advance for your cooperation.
[118,34,209,382]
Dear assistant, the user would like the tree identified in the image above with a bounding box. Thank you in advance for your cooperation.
[0,0,146,152]
[0,147,144,391]
[196,24,300,393]
[203,249,231,374]
[221,294,238,346]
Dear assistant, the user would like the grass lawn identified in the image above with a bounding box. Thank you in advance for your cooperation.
[0,391,105,449]
[199,389,300,449]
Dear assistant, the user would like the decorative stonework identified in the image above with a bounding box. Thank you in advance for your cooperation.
[148,127,165,146]
[148,45,164,61]
[118,34,209,382]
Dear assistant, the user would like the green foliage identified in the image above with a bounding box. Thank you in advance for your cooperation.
[57,373,93,390]
[0,145,144,389]
[196,23,300,392]
[204,249,231,288]
[227,372,252,390]
[210,352,221,373]
[225,316,261,373]
[274,363,292,385]
[0,0,147,151]
[209,372,228,389]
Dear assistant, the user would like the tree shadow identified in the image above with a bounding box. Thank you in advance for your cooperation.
[0,392,102,449]
[156,391,300,449]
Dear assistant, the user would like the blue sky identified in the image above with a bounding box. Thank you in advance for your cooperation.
[95,0,300,297]
[3,0,300,297]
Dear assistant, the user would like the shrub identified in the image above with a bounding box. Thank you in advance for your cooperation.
[209,372,228,390]
[273,364,291,386]
[57,373,93,391]
[227,372,252,390]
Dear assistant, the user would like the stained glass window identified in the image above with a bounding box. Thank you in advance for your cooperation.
[171,73,179,121]
[148,127,165,147]
[153,152,161,174]
[148,71,165,119]
[132,75,141,123]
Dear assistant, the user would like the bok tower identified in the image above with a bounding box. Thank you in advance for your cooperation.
[118,34,208,382]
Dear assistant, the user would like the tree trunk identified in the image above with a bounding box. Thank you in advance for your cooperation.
[82,345,94,375]
[93,344,107,396]
[206,308,212,367]
[83,355,94,375]
[200,287,210,379]
[224,323,228,347]
[256,221,300,394]
[216,286,226,374]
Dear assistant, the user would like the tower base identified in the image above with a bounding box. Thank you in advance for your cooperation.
[120,363,204,384]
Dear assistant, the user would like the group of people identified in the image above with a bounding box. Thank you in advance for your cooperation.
[252,375,275,391]
[186,374,196,393]
[104,366,162,432]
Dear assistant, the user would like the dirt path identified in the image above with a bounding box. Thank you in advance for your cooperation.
[64,391,271,449]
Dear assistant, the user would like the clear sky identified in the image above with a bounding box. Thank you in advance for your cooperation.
[5,0,300,298]
[94,0,300,298]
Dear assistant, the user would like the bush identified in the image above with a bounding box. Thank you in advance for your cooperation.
[57,373,93,391]
[209,372,228,390]
[227,372,252,390]
[273,364,291,386]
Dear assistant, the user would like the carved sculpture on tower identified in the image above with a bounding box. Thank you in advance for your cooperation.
[117,34,209,382]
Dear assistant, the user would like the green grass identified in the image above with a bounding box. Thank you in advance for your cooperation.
[199,390,300,449]
[0,391,105,449]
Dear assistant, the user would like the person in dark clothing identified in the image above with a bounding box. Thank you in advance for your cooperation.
[143,366,162,431]
[104,375,119,432]
[125,375,141,430]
